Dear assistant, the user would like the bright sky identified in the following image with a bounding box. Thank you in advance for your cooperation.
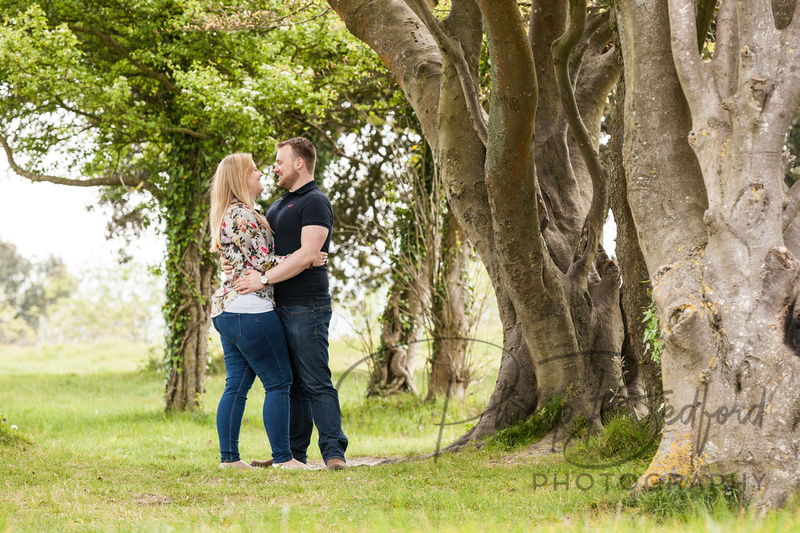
[0,158,165,270]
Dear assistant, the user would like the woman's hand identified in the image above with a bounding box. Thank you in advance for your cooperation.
[221,257,234,277]
[312,251,328,267]
[232,270,264,294]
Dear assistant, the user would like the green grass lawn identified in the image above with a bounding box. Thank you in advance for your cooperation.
[1,340,799,532]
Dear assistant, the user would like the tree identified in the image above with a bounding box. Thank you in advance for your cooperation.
[0,240,74,344]
[331,0,800,507]
[327,0,645,449]
[615,0,800,507]
[0,0,379,409]
[427,209,472,400]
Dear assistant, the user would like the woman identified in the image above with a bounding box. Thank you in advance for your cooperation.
[209,153,324,470]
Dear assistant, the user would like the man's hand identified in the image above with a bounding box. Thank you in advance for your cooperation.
[232,270,264,294]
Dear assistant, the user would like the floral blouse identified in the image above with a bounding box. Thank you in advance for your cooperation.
[211,202,285,317]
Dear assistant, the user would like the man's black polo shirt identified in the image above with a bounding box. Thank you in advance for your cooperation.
[266,180,332,305]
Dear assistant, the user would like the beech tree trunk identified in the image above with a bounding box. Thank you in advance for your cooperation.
[329,0,636,447]
[617,0,800,507]
[608,73,662,418]
[428,210,471,400]
[369,287,423,396]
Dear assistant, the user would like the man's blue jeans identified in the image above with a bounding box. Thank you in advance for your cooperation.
[212,311,294,464]
[277,300,348,463]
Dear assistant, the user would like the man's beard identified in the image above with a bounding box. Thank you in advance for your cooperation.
[281,168,300,190]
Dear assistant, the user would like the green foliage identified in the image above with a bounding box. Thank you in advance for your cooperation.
[486,397,564,451]
[630,477,741,521]
[564,413,660,466]
[642,288,664,364]
[0,0,389,406]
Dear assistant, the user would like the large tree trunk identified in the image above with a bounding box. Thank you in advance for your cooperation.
[608,73,661,419]
[617,0,800,507]
[164,227,214,411]
[428,210,471,400]
[369,288,421,396]
[163,144,214,411]
[330,0,632,445]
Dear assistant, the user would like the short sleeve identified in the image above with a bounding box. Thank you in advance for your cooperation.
[298,192,333,229]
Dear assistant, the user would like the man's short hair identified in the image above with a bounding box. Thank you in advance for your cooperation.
[277,137,316,174]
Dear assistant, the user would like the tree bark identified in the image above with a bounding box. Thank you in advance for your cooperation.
[428,210,472,400]
[369,287,421,396]
[608,72,661,418]
[163,142,214,411]
[617,0,800,507]
[330,0,631,447]
[164,235,214,411]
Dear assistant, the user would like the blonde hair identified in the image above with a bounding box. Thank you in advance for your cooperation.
[208,153,272,252]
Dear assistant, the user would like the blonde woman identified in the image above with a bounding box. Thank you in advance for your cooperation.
[209,153,324,470]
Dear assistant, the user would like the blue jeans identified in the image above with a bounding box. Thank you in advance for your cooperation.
[212,311,293,464]
[277,301,348,463]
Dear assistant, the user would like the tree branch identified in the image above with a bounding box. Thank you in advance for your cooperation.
[0,133,158,197]
[552,0,609,283]
[667,0,715,114]
[786,0,800,33]
[69,25,178,93]
[290,113,370,167]
[785,180,800,232]
[710,0,738,100]
[479,0,543,290]
[160,127,211,140]
[326,0,442,152]
[568,8,612,85]
[407,0,488,145]
[736,0,775,45]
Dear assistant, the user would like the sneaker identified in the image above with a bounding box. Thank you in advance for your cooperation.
[219,460,253,469]
[325,457,348,471]
[272,459,319,470]
[250,459,274,468]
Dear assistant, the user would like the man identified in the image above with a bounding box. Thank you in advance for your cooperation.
[232,137,348,470]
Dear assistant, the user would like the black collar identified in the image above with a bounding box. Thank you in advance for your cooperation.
[283,180,318,198]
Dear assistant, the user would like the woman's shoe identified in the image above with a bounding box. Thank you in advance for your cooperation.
[219,460,253,469]
[272,459,320,470]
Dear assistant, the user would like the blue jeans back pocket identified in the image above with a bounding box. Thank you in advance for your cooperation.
[213,313,242,343]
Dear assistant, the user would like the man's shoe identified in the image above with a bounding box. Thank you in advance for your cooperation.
[250,459,274,468]
[326,457,348,471]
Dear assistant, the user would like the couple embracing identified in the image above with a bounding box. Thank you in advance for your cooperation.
[208,137,348,471]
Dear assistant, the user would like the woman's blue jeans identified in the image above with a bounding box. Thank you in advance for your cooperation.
[212,311,293,464]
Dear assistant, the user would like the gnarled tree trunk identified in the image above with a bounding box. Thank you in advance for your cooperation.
[163,143,214,411]
[329,0,636,448]
[428,210,471,400]
[617,0,800,507]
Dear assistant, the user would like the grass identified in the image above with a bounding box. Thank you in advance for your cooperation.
[2,340,800,531]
